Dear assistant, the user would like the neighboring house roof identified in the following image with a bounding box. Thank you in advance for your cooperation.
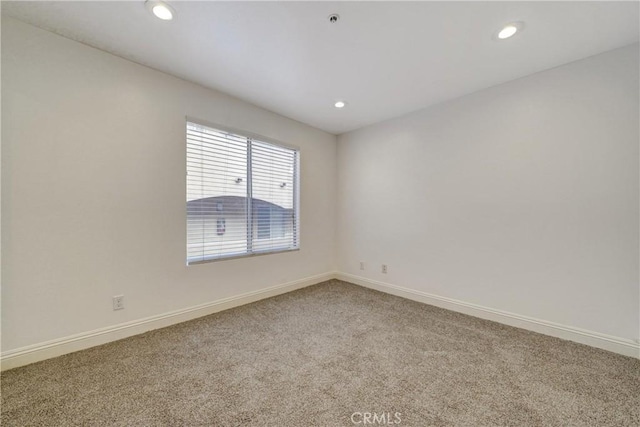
[187,196,291,216]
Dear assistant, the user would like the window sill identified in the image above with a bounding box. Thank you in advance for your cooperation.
[187,247,300,266]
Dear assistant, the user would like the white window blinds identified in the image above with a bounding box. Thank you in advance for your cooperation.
[187,122,299,264]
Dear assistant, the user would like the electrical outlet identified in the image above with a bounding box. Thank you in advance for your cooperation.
[382,264,388,274]
[113,295,124,311]
[359,261,365,270]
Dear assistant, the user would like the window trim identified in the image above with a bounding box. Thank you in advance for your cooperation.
[187,247,300,266]
[186,116,301,153]
[186,117,301,265]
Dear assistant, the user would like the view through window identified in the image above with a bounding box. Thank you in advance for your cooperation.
[186,122,299,264]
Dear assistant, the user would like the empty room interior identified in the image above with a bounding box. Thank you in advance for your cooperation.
[1,1,639,426]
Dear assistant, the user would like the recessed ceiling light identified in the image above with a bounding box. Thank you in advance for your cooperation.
[334,101,346,108]
[498,25,517,39]
[146,1,175,21]
[497,22,523,40]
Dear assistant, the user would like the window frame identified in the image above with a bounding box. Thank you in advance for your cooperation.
[186,117,300,265]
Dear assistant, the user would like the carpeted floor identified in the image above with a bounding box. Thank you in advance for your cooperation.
[2,280,639,426]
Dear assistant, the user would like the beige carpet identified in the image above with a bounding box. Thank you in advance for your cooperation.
[2,280,639,426]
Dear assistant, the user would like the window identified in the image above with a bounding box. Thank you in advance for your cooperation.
[216,219,226,236]
[186,121,299,264]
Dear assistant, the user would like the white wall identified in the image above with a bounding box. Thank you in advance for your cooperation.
[338,45,639,342]
[1,18,337,352]
[2,15,638,361]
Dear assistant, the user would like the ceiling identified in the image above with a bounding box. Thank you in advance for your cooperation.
[2,1,638,135]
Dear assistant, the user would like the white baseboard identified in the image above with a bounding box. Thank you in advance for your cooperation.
[337,272,640,359]
[3,270,637,371]
[1,272,336,371]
